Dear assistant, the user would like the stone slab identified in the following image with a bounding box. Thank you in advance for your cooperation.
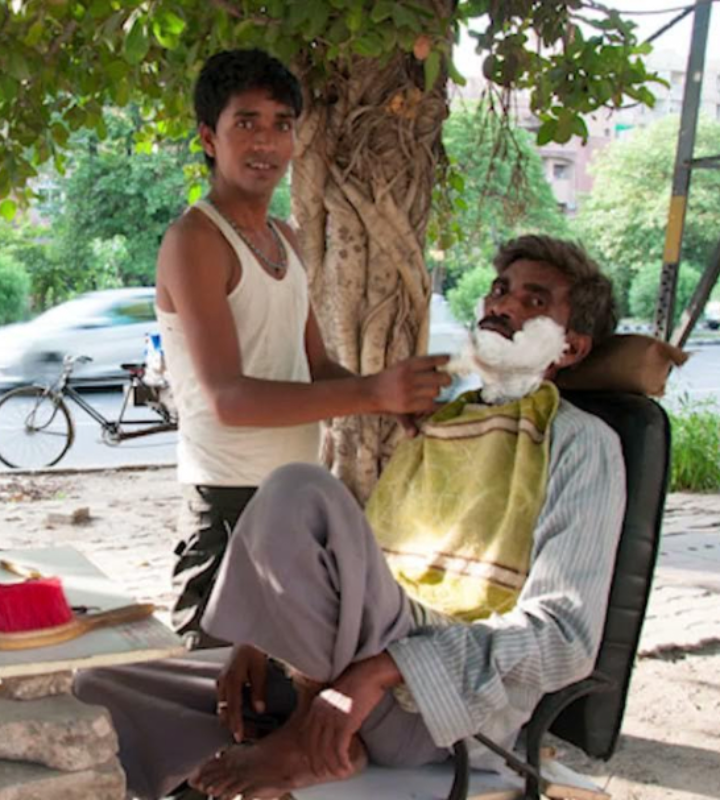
[0,672,73,701]
[0,695,118,772]
[0,756,124,800]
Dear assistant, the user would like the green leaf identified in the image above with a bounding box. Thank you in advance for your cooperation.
[187,183,204,204]
[571,116,589,141]
[424,51,441,92]
[89,0,111,19]
[50,122,70,147]
[0,76,19,102]
[160,10,186,36]
[392,5,421,32]
[346,5,363,33]
[135,139,153,155]
[124,18,150,65]
[447,57,466,87]
[405,2,436,20]
[7,51,31,81]
[64,105,87,131]
[233,19,257,42]
[352,34,385,58]
[0,199,17,222]
[112,79,131,107]
[536,119,558,146]
[555,112,575,144]
[327,17,349,45]
[304,0,330,40]
[370,1,394,23]
[288,2,310,28]
[449,171,465,192]
[106,59,129,82]
[152,11,185,50]
[25,21,45,47]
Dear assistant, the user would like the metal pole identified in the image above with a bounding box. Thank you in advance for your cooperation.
[653,0,712,341]
[672,237,720,348]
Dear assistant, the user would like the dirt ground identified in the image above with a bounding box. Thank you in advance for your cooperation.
[1,466,719,800]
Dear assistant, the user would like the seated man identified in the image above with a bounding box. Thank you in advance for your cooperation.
[76,235,625,800]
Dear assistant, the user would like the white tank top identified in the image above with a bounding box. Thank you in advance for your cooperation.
[157,200,321,486]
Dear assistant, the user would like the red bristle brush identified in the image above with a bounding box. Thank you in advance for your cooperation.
[0,560,155,652]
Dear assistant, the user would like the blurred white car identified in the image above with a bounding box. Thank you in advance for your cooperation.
[705,301,720,330]
[427,293,472,356]
[427,293,480,399]
[0,288,158,386]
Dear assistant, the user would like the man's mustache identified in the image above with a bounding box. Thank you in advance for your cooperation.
[477,314,515,339]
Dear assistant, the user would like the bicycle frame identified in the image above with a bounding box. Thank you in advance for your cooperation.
[60,382,177,443]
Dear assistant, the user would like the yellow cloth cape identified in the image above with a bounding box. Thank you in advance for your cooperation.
[366,382,560,621]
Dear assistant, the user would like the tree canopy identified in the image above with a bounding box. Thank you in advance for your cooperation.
[572,115,720,317]
[1,0,659,215]
[0,0,662,499]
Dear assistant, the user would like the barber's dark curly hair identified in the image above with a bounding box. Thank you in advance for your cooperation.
[193,49,303,169]
[493,235,618,344]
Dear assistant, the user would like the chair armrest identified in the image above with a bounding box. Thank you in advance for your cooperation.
[524,671,616,799]
[446,671,615,800]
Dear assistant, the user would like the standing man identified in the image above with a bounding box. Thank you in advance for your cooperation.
[155,49,449,646]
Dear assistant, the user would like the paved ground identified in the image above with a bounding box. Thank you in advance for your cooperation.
[1,467,719,799]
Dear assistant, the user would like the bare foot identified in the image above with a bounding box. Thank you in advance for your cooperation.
[190,715,367,799]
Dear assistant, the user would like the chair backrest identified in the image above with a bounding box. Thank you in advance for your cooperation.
[550,391,671,759]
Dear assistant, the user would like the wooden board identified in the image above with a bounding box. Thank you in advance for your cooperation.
[0,545,184,679]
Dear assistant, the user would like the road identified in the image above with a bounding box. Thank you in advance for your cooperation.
[0,344,718,473]
[0,387,177,473]
[665,341,720,408]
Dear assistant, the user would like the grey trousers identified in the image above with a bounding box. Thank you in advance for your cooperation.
[75,464,447,800]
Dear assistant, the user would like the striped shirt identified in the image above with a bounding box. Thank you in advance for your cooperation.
[387,399,627,765]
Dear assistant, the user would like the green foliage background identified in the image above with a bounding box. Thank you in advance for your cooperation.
[435,103,567,323]
[668,398,720,492]
[0,252,31,324]
[572,115,720,317]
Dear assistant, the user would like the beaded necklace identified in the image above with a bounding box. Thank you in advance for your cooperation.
[207,197,287,276]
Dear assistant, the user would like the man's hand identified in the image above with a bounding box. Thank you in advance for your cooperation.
[216,644,267,743]
[369,355,451,416]
[301,652,403,778]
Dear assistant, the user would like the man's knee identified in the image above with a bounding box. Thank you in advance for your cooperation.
[248,464,354,532]
[259,463,340,501]
[224,463,355,568]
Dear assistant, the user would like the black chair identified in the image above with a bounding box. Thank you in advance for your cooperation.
[448,391,672,800]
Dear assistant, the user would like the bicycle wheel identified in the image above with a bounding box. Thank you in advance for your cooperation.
[0,385,74,469]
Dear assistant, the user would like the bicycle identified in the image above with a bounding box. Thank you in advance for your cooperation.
[0,355,178,470]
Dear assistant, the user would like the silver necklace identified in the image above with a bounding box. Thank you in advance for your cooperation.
[207,197,287,275]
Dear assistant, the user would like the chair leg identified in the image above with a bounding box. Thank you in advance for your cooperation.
[446,741,470,800]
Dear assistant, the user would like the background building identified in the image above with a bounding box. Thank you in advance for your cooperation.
[456,51,720,216]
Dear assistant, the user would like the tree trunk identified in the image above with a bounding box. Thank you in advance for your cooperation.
[292,39,450,504]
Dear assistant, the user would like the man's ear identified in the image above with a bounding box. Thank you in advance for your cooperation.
[198,123,216,160]
[556,330,593,370]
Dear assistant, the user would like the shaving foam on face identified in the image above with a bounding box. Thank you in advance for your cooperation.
[443,316,568,404]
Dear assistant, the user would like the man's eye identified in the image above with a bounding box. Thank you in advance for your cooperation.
[277,121,292,132]
[237,120,253,130]
[529,296,547,308]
